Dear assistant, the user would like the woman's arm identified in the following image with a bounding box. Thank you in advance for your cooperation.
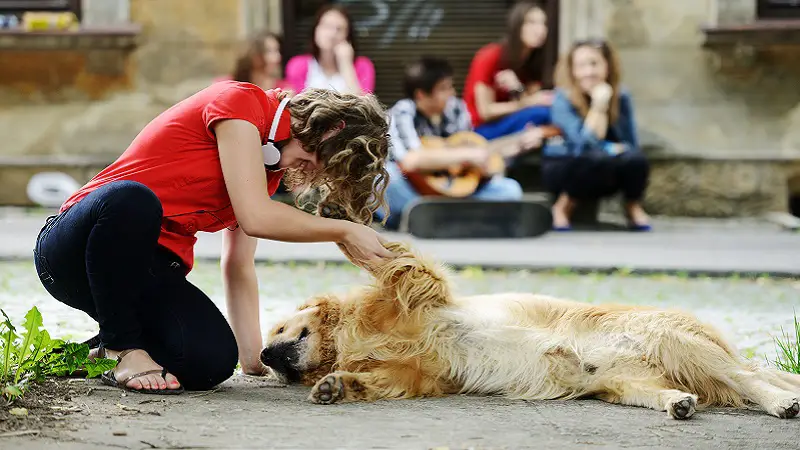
[334,44,369,95]
[618,91,640,150]
[353,57,376,93]
[473,82,528,123]
[215,119,347,241]
[213,118,393,264]
[221,226,264,375]
[550,91,606,155]
[284,56,309,94]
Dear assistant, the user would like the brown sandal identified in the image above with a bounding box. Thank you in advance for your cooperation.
[99,348,184,395]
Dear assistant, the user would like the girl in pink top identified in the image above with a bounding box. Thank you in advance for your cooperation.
[220,30,291,91]
[285,4,375,95]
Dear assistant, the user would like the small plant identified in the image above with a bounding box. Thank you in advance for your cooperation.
[1,307,117,404]
[771,311,800,374]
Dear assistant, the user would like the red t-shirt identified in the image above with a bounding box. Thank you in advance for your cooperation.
[60,81,291,272]
[463,43,542,128]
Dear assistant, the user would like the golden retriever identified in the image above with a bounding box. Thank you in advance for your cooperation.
[260,242,800,420]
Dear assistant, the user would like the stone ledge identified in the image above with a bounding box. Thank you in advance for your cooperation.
[0,154,114,167]
[701,20,800,46]
[0,24,141,50]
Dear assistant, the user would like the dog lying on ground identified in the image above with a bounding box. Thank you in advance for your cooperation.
[260,242,800,419]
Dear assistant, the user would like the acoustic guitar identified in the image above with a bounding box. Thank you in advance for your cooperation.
[402,126,561,198]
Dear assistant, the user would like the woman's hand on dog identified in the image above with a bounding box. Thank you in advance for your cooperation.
[338,222,395,268]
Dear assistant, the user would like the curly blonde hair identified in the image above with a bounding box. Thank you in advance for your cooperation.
[555,39,622,124]
[282,88,390,225]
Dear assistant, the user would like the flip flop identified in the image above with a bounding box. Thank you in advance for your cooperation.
[99,347,184,395]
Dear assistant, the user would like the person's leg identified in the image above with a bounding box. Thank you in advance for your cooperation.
[137,255,239,391]
[614,151,651,229]
[551,156,616,229]
[35,180,180,391]
[474,106,552,141]
[540,158,574,230]
[374,162,421,230]
[471,177,523,201]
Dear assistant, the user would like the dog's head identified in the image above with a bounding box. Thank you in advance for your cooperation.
[260,295,341,385]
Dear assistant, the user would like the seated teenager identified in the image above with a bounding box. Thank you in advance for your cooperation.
[284,4,375,95]
[542,39,651,232]
[374,57,524,230]
[226,30,291,91]
[463,1,554,147]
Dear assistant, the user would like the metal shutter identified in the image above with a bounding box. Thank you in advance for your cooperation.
[283,0,559,106]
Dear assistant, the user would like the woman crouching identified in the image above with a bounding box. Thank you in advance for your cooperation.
[542,39,651,231]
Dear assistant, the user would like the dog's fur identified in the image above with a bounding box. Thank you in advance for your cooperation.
[261,243,800,419]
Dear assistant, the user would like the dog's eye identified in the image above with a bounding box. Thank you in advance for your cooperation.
[299,327,309,340]
[277,326,284,334]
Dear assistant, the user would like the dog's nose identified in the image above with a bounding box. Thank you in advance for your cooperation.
[260,347,277,367]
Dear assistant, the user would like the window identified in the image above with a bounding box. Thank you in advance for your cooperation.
[757,0,800,19]
[0,0,81,19]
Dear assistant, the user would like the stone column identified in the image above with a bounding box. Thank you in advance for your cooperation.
[558,0,607,54]
[715,0,756,26]
[240,0,282,37]
[81,0,131,27]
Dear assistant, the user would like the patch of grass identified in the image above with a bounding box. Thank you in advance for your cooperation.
[1,307,116,405]
[771,312,800,374]
[552,267,574,276]
[458,266,485,279]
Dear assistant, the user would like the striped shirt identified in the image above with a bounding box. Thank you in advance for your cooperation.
[388,97,473,162]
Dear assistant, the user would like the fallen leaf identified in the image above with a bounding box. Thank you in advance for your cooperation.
[112,431,127,436]
[9,407,28,416]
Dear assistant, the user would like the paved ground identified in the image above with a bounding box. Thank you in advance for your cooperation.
[2,207,799,276]
[2,258,800,449]
[2,207,800,449]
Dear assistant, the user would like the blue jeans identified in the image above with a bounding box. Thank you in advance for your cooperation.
[375,162,523,230]
[34,180,238,390]
[475,105,551,141]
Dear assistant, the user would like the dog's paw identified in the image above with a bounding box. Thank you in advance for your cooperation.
[770,397,799,419]
[667,395,697,420]
[309,374,345,405]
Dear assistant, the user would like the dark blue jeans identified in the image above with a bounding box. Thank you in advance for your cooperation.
[34,180,238,390]
[541,151,650,202]
[474,105,552,141]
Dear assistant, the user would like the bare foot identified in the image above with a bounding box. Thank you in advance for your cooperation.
[625,202,650,227]
[104,349,181,391]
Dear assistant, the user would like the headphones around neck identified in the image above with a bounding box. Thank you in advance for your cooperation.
[262,97,290,167]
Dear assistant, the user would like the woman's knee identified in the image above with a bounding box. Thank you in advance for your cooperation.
[619,151,650,173]
[178,323,238,391]
[475,177,523,201]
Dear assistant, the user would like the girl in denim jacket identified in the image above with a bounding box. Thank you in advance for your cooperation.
[542,39,651,231]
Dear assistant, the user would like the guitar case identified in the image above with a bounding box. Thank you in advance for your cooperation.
[400,197,553,239]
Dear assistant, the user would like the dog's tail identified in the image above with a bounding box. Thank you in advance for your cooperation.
[371,242,452,315]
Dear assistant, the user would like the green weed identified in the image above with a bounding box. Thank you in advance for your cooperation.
[771,312,800,374]
[1,307,116,405]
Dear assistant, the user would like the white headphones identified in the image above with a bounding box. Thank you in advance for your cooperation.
[262,97,290,166]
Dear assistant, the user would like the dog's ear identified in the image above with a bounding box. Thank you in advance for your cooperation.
[298,295,342,326]
[371,242,451,314]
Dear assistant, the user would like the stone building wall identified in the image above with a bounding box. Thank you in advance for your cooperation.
[2,0,800,216]
[562,0,800,216]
